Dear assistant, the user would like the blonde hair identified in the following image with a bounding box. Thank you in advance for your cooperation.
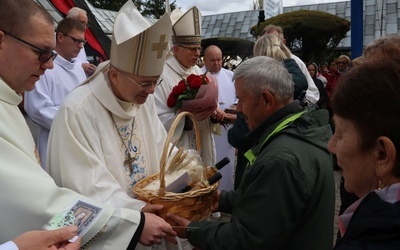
[351,56,364,67]
[253,34,291,60]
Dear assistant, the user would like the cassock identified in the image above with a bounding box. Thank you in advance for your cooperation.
[0,77,141,249]
[24,55,86,168]
[201,67,236,191]
[154,53,216,167]
[47,62,182,250]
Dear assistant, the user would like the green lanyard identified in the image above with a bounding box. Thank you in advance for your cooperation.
[244,110,306,166]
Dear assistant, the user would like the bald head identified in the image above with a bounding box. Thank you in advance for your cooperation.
[203,45,223,73]
[67,7,88,29]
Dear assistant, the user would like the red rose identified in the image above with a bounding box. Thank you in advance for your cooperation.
[188,75,202,89]
[166,73,210,112]
[178,80,187,92]
[173,80,187,95]
[186,74,197,83]
[167,95,177,108]
[171,82,186,96]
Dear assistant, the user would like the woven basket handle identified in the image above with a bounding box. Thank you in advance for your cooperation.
[158,111,201,195]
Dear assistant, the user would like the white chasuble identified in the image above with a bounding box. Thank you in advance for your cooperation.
[47,62,182,250]
[154,53,216,167]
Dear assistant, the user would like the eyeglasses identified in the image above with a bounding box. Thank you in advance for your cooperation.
[337,61,348,65]
[119,72,163,90]
[80,22,89,29]
[63,33,86,46]
[4,31,57,63]
[178,44,202,53]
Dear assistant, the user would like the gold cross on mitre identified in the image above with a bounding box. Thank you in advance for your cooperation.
[152,34,168,58]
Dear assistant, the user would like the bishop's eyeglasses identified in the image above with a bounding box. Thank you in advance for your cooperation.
[118,71,163,90]
[178,44,203,53]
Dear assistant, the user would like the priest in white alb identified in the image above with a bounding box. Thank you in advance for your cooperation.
[154,7,217,167]
[24,18,87,169]
[202,45,236,191]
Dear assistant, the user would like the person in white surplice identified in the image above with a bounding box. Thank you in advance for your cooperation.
[66,7,97,77]
[0,0,176,249]
[47,2,184,250]
[201,45,236,191]
[24,18,87,169]
[154,7,217,168]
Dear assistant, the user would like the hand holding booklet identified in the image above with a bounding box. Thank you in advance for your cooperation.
[43,200,103,242]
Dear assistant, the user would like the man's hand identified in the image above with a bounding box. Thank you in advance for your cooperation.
[81,63,96,76]
[224,113,237,124]
[13,225,81,250]
[141,203,164,214]
[192,107,216,121]
[140,213,177,246]
[212,108,226,122]
[212,191,221,212]
[165,213,191,238]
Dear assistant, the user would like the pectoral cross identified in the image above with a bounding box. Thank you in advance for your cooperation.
[124,153,135,176]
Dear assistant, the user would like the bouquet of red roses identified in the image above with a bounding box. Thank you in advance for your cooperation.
[167,72,218,119]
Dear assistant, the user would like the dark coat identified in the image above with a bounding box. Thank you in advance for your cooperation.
[227,112,249,190]
[335,192,400,250]
[313,77,328,109]
[282,58,308,101]
[189,102,335,250]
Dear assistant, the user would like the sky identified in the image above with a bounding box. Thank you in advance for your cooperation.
[173,0,345,16]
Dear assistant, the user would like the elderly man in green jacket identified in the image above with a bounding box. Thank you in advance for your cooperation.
[168,56,335,250]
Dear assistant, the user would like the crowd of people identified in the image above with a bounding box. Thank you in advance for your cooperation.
[1,0,400,249]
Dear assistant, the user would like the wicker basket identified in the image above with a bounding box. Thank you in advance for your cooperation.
[133,111,218,225]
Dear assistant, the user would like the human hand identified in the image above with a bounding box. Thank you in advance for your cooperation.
[212,108,226,122]
[13,225,81,250]
[142,204,164,214]
[140,213,177,246]
[192,107,216,121]
[81,63,96,76]
[224,113,237,124]
[165,213,191,238]
[212,191,221,212]
[224,106,237,115]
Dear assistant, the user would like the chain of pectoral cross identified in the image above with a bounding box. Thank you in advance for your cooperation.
[110,112,135,175]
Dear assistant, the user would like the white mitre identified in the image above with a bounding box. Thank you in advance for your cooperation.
[110,1,172,76]
[171,6,202,45]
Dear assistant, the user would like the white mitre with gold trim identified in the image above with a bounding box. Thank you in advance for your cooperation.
[110,1,172,76]
[171,6,201,45]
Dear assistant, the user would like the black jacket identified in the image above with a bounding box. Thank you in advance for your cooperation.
[282,58,308,101]
[335,192,400,250]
